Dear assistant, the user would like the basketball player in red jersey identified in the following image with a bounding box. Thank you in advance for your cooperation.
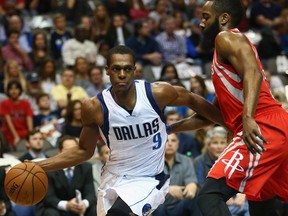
[170,0,288,215]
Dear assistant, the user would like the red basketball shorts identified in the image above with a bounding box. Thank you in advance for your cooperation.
[208,108,288,202]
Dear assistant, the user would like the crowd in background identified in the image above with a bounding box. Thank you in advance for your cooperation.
[1,0,288,215]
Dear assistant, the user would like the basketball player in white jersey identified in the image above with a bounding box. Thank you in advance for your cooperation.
[35,45,224,216]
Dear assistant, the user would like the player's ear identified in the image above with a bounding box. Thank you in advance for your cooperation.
[220,13,230,25]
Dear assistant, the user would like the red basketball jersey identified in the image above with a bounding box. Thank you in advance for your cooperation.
[211,28,282,133]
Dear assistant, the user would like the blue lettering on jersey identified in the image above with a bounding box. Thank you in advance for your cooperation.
[113,118,159,140]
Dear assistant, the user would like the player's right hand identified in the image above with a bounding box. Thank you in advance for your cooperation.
[242,117,268,154]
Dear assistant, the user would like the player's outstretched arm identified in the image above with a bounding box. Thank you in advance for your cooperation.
[152,82,225,132]
[36,98,100,172]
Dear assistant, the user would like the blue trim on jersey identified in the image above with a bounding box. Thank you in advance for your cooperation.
[144,81,166,124]
[97,93,110,148]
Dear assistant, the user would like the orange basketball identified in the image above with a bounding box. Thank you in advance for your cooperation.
[4,162,48,206]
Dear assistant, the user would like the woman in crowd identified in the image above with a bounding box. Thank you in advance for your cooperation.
[3,60,27,93]
[61,99,82,138]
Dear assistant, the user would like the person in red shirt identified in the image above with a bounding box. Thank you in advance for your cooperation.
[0,80,33,150]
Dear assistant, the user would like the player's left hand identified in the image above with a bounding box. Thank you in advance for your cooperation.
[242,116,268,154]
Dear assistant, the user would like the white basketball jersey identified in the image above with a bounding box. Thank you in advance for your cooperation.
[97,80,167,177]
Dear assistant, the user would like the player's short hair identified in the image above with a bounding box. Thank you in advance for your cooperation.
[106,45,136,66]
[206,126,228,144]
[211,0,244,27]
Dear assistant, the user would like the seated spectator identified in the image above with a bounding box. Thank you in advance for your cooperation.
[126,18,163,66]
[250,0,282,30]
[39,135,96,216]
[153,133,200,216]
[62,24,97,67]
[21,72,46,115]
[2,30,33,72]
[33,93,61,128]
[156,15,187,63]
[3,60,27,92]
[61,100,82,138]
[50,14,72,64]
[106,14,131,47]
[74,57,91,89]
[95,41,111,67]
[126,0,149,21]
[79,15,94,41]
[0,80,33,151]
[31,31,50,70]
[92,4,110,44]
[39,58,61,95]
[91,141,109,197]
[85,66,109,97]
[0,167,16,216]
[2,15,32,54]
[51,69,88,109]
[148,0,169,31]
[104,0,130,21]
[189,75,215,103]
[193,126,250,216]
[18,129,48,162]
[134,62,144,80]
[165,110,200,158]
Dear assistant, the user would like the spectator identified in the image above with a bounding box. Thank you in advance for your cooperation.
[0,167,16,216]
[153,133,200,216]
[33,93,61,128]
[61,100,82,138]
[165,110,200,158]
[106,14,131,47]
[126,18,163,66]
[158,62,184,86]
[3,15,32,54]
[95,41,111,67]
[79,15,94,41]
[31,31,50,69]
[126,0,149,21]
[54,0,93,25]
[85,66,108,97]
[25,0,57,15]
[156,16,187,63]
[104,0,130,20]
[39,58,61,95]
[51,69,88,109]
[50,14,73,63]
[21,72,48,115]
[0,80,33,151]
[92,4,110,44]
[91,141,109,197]
[189,75,215,103]
[193,126,250,216]
[148,0,169,31]
[39,135,96,216]
[62,24,97,67]
[18,129,48,162]
[250,0,282,30]
[2,30,33,72]
[3,60,27,93]
[134,62,145,80]
[74,57,91,90]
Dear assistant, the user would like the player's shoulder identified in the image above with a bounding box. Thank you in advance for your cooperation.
[216,30,247,45]
[81,97,102,118]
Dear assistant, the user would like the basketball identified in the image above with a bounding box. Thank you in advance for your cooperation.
[4,162,48,206]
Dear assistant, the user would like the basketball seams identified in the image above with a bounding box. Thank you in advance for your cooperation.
[15,163,37,205]
[5,162,48,206]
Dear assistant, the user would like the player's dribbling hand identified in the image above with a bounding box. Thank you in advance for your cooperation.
[242,117,268,154]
